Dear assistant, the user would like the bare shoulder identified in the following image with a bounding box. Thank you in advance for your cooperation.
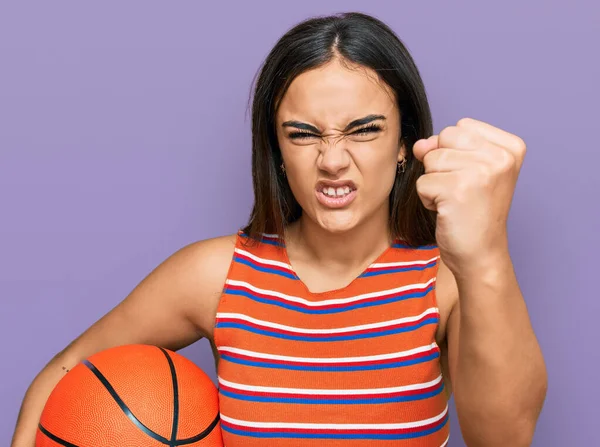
[176,233,238,339]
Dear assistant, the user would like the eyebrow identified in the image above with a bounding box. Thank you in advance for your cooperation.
[282,114,386,133]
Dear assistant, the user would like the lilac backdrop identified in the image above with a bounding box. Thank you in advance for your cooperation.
[1,2,598,446]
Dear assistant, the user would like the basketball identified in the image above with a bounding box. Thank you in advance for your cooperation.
[36,344,223,446]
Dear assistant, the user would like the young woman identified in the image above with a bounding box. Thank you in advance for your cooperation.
[11,12,546,447]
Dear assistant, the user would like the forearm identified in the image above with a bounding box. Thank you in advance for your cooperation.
[11,353,74,447]
[453,253,547,446]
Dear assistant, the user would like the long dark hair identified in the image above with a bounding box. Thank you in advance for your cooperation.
[242,11,436,247]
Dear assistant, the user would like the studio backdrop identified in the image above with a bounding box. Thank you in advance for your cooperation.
[1,1,597,446]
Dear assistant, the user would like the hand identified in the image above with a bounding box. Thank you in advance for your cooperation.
[412,117,526,276]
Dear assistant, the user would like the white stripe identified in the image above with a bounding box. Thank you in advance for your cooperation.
[216,307,439,335]
[369,255,440,269]
[218,342,438,364]
[234,248,293,270]
[440,433,450,447]
[261,233,280,238]
[221,404,448,430]
[218,374,443,396]
[225,277,436,307]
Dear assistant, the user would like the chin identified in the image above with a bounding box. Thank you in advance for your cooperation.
[315,211,360,234]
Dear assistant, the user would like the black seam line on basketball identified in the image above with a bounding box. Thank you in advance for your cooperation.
[173,413,220,445]
[38,423,80,447]
[82,359,172,445]
[158,347,180,444]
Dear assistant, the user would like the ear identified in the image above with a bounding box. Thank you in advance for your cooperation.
[397,141,407,161]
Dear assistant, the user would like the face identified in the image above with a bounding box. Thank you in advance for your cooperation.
[275,58,406,234]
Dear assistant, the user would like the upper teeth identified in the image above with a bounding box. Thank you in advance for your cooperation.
[323,186,351,197]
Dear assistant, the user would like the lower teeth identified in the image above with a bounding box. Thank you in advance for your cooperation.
[325,193,348,198]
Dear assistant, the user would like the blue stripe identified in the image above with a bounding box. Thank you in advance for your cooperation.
[261,238,284,247]
[219,383,444,404]
[239,233,284,247]
[235,257,298,280]
[219,352,439,372]
[392,243,437,250]
[221,413,449,440]
[359,263,437,278]
[215,317,439,342]
[223,285,435,315]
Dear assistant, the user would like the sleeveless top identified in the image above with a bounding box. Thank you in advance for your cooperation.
[213,232,450,446]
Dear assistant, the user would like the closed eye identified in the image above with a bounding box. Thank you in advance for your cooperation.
[353,124,381,135]
[289,124,382,140]
[288,131,319,140]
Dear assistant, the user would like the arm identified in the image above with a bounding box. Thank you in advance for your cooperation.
[413,117,547,446]
[441,253,547,446]
[10,235,236,447]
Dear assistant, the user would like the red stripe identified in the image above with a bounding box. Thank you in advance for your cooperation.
[219,381,443,399]
[220,346,439,367]
[216,312,440,338]
[365,259,437,273]
[221,416,446,434]
[224,284,433,311]
[235,253,294,275]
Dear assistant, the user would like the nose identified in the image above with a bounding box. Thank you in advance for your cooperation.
[316,136,350,176]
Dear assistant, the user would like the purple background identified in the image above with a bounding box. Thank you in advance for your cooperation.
[1,2,598,446]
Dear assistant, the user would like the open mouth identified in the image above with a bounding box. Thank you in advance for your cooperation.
[315,181,357,208]
[320,185,354,198]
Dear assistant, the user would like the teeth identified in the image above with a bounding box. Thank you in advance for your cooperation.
[321,185,353,197]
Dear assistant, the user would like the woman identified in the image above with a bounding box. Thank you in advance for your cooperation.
[11,12,546,447]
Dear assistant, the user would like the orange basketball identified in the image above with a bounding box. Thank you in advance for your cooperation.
[36,344,223,447]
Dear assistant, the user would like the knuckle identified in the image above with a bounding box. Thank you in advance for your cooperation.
[456,131,473,149]
[489,146,515,173]
[499,150,517,172]
[456,117,473,127]
[515,136,527,152]
[438,126,458,147]
[415,174,428,192]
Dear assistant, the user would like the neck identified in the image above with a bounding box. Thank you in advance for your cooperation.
[286,206,393,269]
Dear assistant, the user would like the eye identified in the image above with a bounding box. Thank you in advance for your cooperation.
[289,131,318,140]
[352,124,382,135]
[288,124,382,140]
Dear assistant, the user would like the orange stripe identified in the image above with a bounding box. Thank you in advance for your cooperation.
[218,392,448,424]
[218,358,442,390]
[217,290,437,331]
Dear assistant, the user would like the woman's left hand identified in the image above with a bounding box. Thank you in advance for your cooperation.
[412,117,527,276]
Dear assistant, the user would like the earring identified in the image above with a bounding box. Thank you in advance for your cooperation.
[397,158,407,174]
[280,162,286,175]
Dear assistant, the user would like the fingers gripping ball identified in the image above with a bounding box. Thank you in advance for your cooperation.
[36,344,223,447]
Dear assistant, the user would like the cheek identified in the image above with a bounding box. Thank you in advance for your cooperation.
[355,151,398,191]
[370,166,397,199]
[284,149,318,181]
[283,153,318,204]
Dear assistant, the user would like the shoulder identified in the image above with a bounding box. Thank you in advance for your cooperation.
[50,233,239,367]
[171,233,238,338]
[168,233,237,280]
[186,233,238,270]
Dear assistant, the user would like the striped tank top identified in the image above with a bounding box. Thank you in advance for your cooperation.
[213,232,450,446]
